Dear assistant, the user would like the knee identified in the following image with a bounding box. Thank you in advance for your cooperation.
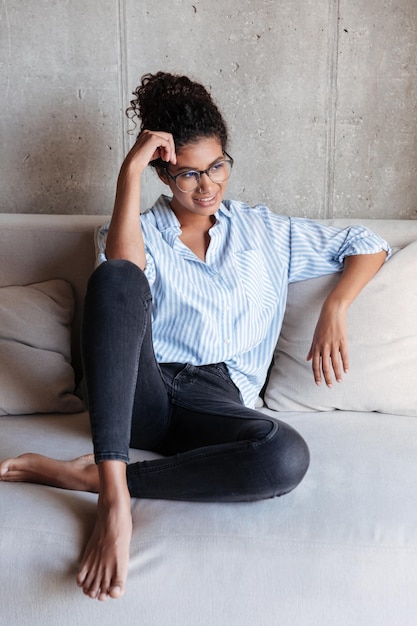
[87,259,151,302]
[91,258,147,287]
[259,420,310,498]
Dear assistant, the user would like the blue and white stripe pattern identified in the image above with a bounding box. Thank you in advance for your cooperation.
[96,195,390,408]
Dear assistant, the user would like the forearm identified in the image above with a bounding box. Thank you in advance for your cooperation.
[106,161,146,270]
[105,130,176,270]
[324,250,387,312]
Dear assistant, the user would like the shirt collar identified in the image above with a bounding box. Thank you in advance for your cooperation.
[150,195,181,233]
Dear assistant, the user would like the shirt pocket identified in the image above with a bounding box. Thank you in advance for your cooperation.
[233,250,278,342]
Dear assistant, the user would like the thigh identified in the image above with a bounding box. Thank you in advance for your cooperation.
[157,363,276,455]
[128,335,172,452]
[127,363,310,501]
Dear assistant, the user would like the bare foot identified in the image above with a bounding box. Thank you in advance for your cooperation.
[76,486,132,601]
[1,453,132,600]
[0,453,99,492]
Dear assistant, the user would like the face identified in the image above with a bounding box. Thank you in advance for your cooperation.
[160,136,229,223]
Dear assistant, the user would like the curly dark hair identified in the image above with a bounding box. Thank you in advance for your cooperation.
[126,72,228,166]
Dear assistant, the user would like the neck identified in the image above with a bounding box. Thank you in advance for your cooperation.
[171,207,216,234]
[170,208,216,262]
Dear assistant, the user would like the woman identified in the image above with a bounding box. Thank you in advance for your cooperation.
[0,72,389,601]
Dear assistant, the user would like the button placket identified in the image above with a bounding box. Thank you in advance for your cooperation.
[209,269,233,351]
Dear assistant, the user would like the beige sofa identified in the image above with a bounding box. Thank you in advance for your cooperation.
[1,213,417,626]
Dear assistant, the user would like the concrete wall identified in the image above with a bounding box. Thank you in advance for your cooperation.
[1,0,416,218]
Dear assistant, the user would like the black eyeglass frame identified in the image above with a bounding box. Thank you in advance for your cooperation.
[162,152,234,193]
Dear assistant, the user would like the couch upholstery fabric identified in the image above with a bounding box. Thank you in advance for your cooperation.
[2,409,417,626]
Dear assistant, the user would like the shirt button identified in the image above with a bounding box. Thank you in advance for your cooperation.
[224,338,231,345]
[213,274,219,281]
[224,305,230,312]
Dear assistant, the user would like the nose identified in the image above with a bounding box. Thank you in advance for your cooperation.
[197,172,216,193]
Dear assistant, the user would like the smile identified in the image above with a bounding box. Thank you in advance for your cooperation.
[193,194,217,204]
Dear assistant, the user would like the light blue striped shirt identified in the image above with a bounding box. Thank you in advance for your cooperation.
[97,195,390,408]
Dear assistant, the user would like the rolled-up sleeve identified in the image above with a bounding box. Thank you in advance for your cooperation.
[143,251,156,286]
[95,222,110,266]
[288,218,391,283]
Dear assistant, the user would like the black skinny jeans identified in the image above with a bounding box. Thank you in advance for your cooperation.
[81,260,310,502]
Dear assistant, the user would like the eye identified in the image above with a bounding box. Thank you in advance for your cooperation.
[178,170,199,180]
[209,161,227,175]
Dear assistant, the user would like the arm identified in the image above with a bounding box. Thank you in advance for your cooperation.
[105,130,176,269]
[307,250,387,387]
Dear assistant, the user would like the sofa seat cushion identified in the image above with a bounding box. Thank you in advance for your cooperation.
[0,279,84,415]
[1,409,417,625]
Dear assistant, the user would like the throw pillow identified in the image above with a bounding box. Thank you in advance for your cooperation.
[264,242,417,416]
[0,279,84,415]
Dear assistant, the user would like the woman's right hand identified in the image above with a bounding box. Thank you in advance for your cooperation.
[122,129,177,175]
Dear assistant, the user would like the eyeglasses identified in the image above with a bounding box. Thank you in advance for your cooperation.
[163,153,234,193]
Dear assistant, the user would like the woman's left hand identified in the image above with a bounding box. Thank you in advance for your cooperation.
[306,251,388,387]
[306,301,349,387]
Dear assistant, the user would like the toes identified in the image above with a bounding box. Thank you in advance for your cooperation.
[77,563,125,601]
[87,584,101,600]
[0,459,11,478]
[85,572,125,601]
[81,573,101,599]
[108,582,125,599]
[76,570,87,589]
[94,571,112,601]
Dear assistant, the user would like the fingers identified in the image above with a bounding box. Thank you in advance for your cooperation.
[307,340,349,387]
[307,304,349,387]
[136,129,177,166]
[157,133,177,165]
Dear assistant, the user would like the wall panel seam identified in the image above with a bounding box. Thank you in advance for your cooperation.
[117,0,129,157]
[324,0,341,219]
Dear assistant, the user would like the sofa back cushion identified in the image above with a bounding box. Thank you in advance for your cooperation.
[0,213,108,383]
[264,220,417,416]
[0,279,85,414]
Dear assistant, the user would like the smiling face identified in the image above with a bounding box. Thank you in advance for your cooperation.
[159,136,229,224]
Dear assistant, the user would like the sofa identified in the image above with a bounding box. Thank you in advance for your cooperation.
[1,212,417,626]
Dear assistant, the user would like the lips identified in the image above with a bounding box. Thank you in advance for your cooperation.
[193,194,218,207]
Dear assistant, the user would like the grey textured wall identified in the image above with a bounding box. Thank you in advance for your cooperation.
[1,0,416,218]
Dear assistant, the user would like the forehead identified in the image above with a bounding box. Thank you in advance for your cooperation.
[175,137,223,169]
